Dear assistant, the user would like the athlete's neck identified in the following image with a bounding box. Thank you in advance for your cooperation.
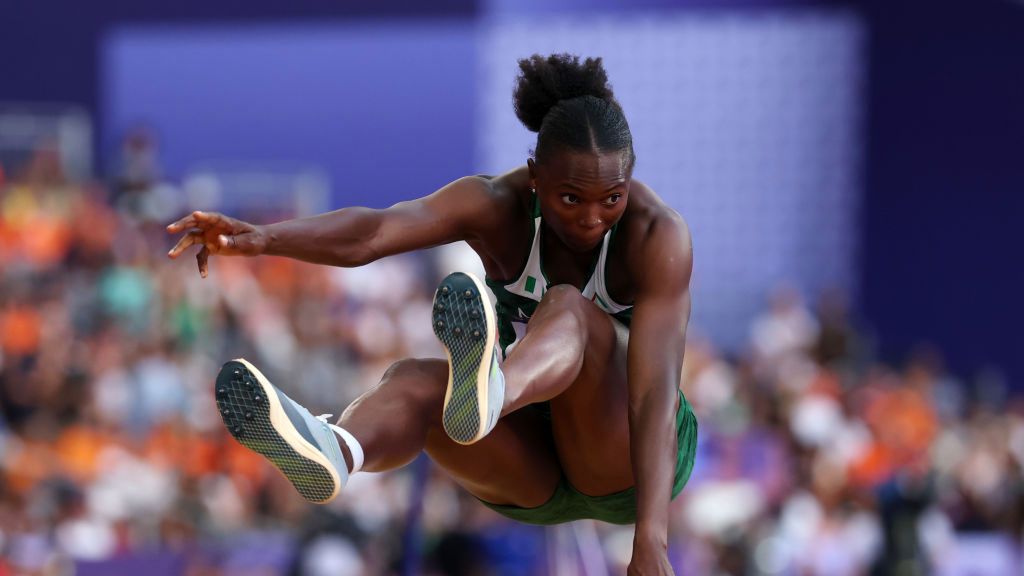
[539,222,602,289]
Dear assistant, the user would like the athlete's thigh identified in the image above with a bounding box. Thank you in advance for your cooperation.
[420,360,561,508]
[546,298,634,496]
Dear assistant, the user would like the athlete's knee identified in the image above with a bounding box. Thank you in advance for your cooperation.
[380,358,448,404]
[543,283,583,302]
[521,286,590,355]
[536,284,595,325]
[535,285,619,361]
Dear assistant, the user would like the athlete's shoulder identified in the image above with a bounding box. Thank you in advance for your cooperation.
[623,179,691,253]
[617,179,692,295]
[433,171,524,219]
[447,167,533,254]
[475,165,534,216]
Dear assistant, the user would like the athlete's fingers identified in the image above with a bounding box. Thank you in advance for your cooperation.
[195,210,244,232]
[219,232,261,255]
[168,230,203,258]
[193,210,218,224]
[220,232,254,253]
[197,245,210,278]
[166,212,199,233]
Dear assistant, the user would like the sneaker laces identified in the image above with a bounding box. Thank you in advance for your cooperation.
[315,414,346,437]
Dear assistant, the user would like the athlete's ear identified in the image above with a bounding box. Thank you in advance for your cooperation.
[527,158,537,191]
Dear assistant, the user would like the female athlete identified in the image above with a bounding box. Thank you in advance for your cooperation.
[167,54,697,575]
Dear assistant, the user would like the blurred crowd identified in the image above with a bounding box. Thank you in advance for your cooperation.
[1,141,1023,576]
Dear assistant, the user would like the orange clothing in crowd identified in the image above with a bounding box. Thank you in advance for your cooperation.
[868,387,938,458]
[144,422,223,479]
[847,441,896,489]
[19,214,72,267]
[1,306,42,357]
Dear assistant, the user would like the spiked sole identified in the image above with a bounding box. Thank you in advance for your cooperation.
[214,359,341,503]
[432,272,498,445]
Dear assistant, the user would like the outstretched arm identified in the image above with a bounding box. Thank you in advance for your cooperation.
[626,212,693,576]
[167,176,496,276]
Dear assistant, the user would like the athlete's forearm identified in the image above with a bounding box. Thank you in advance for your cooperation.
[262,207,382,267]
[626,292,690,545]
[629,385,677,542]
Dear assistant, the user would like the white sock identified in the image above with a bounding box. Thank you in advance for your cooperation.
[327,423,364,474]
[315,414,366,478]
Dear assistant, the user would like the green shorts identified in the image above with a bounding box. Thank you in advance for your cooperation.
[478,390,698,525]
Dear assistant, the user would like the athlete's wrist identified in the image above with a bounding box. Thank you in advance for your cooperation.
[633,523,669,549]
[257,223,280,256]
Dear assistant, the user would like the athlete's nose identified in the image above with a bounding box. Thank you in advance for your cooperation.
[578,208,603,230]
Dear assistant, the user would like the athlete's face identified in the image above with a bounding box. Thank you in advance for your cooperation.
[529,149,631,253]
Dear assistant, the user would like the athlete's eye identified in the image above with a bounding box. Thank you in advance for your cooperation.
[561,194,580,205]
[603,194,622,206]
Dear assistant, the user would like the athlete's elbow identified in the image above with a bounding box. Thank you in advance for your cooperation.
[331,208,383,267]
[331,243,377,267]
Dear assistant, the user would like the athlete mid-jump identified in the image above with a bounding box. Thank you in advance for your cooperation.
[168,54,697,575]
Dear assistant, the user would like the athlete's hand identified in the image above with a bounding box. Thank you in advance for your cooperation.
[628,540,674,576]
[166,211,268,278]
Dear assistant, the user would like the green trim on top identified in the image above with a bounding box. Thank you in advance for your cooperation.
[484,189,634,357]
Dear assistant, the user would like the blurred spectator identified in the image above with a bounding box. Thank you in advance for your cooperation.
[111,128,182,226]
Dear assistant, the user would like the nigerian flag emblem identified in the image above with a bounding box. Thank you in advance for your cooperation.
[525,275,537,294]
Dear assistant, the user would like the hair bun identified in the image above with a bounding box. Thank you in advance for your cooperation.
[513,54,616,133]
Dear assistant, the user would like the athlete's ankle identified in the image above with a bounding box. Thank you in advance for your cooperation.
[325,423,365,475]
[338,441,354,474]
